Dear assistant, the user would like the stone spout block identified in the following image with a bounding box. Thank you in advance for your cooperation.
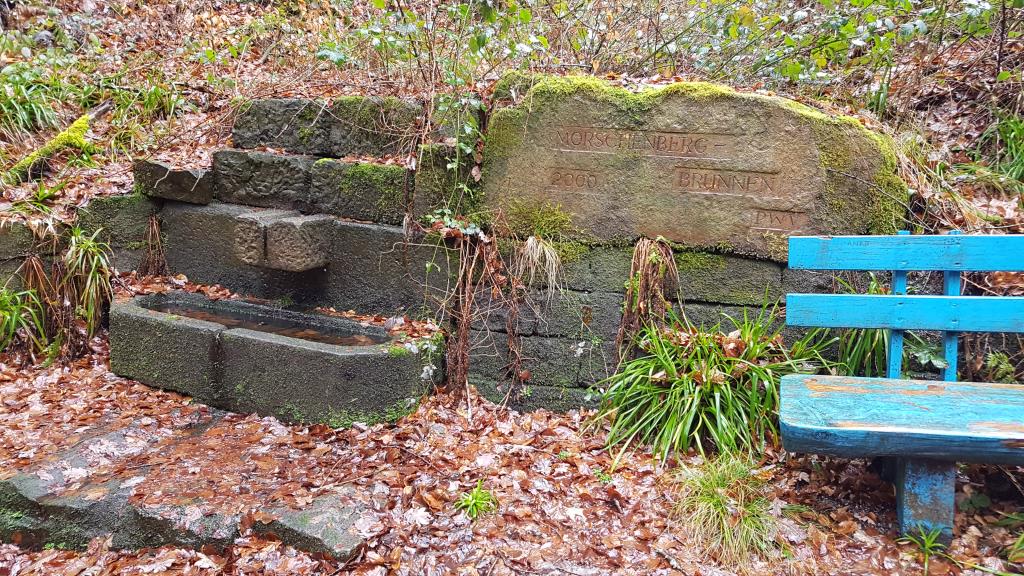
[266,214,334,272]
[134,159,214,204]
[233,209,332,272]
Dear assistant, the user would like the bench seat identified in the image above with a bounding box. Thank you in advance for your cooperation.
[781,374,1024,465]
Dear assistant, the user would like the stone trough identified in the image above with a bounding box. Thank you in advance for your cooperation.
[109,292,431,426]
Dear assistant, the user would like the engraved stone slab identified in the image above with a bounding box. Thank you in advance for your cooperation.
[483,76,905,260]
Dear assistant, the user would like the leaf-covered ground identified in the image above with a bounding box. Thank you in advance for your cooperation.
[1,280,1022,575]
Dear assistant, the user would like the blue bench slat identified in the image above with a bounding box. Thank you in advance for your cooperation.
[780,374,1024,465]
[786,294,1024,333]
[789,235,1024,271]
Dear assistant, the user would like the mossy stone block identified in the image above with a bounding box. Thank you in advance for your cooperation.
[310,159,408,225]
[0,221,34,260]
[675,250,783,306]
[483,73,907,261]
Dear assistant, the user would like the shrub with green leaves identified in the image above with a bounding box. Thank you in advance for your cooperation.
[673,455,778,567]
[597,304,832,459]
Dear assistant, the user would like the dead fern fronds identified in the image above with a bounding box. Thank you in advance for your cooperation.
[138,216,168,276]
[615,236,679,360]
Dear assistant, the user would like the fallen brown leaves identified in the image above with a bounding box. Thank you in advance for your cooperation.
[2,342,1023,575]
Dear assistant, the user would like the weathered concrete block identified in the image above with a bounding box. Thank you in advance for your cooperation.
[473,288,623,339]
[213,149,315,209]
[109,297,224,402]
[109,292,433,427]
[161,202,433,312]
[413,143,476,216]
[326,96,423,157]
[473,378,597,413]
[468,329,615,389]
[253,492,363,559]
[560,246,633,293]
[484,74,906,260]
[231,98,333,154]
[675,251,783,306]
[233,208,299,266]
[309,158,408,224]
[0,221,34,260]
[220,328,423,425]
[231,97,424,157]
[77,194,161,271]
[134,159,213,204]
[266,214,333,272]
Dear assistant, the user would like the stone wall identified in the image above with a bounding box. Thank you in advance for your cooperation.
[0,78,914,412]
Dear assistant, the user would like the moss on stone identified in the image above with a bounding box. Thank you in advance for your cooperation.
[500,198,580,241]
[674,250,726,272]
[325,397,420,429]
[387,344,411,358]
[76,193,160,248]
[779,99,908,236]
[339,162,407,216]
[4,114,94,184]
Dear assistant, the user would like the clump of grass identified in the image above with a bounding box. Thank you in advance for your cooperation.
[673,455,778,568]
[835,273,890,377]
[0,62,61,137]
[0,287,47,353]
[897,525,947,575]
[598,304,831,460]
[512,235,563,304]
[454,479,497,520]
[63,226,113,338]
[974,114,1024,184]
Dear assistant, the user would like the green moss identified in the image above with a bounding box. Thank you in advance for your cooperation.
[387,344,412,358]
[550,240,590,264]
[341,162,407,216]
[781,99,908,236]
[324,397,419,428]
[674,250,726,272]
[4,114,94,184]
[500,198,580,241]
[76,194,160,247]
[512,75,735,127]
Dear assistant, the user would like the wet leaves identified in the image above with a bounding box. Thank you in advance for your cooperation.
[2,342,1023,575]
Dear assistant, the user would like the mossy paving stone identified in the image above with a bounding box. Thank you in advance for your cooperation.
[484,74,907,261]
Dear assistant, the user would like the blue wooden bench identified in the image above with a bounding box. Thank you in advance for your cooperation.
[780,232,1024,540]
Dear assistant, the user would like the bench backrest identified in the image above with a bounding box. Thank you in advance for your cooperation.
[786,232,1024,381]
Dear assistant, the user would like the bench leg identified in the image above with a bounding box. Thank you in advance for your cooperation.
[895,458,955,543]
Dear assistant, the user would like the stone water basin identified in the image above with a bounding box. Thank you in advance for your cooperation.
[110,292,432,426]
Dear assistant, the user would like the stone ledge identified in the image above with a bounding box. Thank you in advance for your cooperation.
[213,149,315,209]
[231,97,423,157]
[134,160,213,204]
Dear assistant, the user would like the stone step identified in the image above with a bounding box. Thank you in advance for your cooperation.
[0,410,365,558]
[134,160,213,205]
[212,149,415,226]
[231,97,423,158]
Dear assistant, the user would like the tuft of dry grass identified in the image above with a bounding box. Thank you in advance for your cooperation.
[673,456,779,570]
